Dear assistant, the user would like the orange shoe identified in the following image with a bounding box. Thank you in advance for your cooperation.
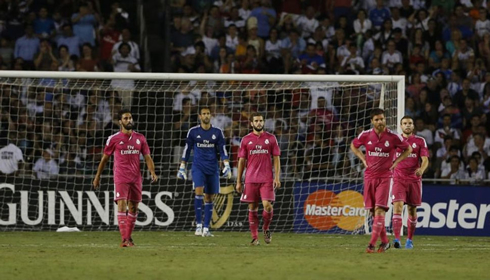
[120,239,129,247]
[366,244,376,253]
[127,238,135,247]
[377,242,391,253]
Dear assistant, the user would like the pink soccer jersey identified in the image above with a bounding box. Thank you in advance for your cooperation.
[238,132,281,183]
[394,134,429,181]
[103,131,151,184]
[352,128,410,179]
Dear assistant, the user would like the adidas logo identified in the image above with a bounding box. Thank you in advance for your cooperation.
[248,141,253,145]
[197,135,201,138]
[119,141,124,145]
[367,141,372,145]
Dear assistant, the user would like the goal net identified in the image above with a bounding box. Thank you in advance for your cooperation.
[0,72,404,234]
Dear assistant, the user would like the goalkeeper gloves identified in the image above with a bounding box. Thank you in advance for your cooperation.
[177,163,187,180]
[222,162,232,179]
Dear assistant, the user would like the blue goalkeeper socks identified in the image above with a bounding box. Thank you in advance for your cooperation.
[195,195,204,225]
[204,202,213,228]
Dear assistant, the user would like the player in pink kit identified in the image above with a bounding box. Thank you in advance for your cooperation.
[236,112,281,245]
[392,116,429,249]
[93,109,158,247]
[350,108,412,253]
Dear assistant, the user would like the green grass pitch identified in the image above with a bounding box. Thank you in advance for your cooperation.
[0,232,489,280]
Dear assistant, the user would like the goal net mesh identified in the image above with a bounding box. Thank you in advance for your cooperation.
[0,75,400,234]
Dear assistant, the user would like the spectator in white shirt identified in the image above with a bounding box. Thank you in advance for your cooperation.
[466,157,486,182]
[354,9,372,36]
[441,155,467,183]
[381,40,403,69]
[341,45,365,73]
[210,103,232,130]
[464,133,490,161]
[111,43,141,107]
[112,28,140,62]
[0,134,24,176]
[265,27,283,73]
[475,8,490,38]
[391,7,408,36]
[296,6,319,39]
[225,24,239,51]
[33,149,59,180]
[454,39,475,71]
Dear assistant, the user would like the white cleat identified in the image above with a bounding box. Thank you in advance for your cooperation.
[195,225,202,236]
[202,227,214,237]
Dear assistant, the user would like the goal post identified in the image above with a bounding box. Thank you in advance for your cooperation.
[0,71,404,234]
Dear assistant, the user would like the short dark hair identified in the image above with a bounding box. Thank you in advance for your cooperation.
[400,115,413,124]
[250,112,264,122]
[370,108,385,119]
[118,42,131,52]
[118,109,132,120]
[199,106,210,114]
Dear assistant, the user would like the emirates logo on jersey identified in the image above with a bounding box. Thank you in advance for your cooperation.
[385,141,390,147]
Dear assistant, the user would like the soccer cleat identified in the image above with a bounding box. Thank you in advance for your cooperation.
[393,239,401,249]
[264,230,272,244]
[366,244,376,253]
[405,239,414,249]
[120,239,129,248]
[127,238,135,247]
[195,225,203,236]
[377,242,391,253]
[202,228,214,237]
[250,239,260,246]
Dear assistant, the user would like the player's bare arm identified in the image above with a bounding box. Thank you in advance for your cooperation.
[415,156,429,177]
[93,154,110,190]
[236,157,246,193]
[350,142,367,168]
[144,154,158,183]
[273,155,281,189]
[390,145,413,170]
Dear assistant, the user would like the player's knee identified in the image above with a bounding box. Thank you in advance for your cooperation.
[117,200,127,212]
[204,194,214,203]
[128,203,138,213]
[393,202,404,214]
[195,187,204,195]
[263,202,273,212]
[249,202,259,211]
[407,205,417,216]
[374,207,386,216]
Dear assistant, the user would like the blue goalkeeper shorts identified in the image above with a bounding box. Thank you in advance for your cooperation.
[192,169,220,194]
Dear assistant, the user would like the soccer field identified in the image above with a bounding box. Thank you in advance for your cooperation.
[0,232,488,280]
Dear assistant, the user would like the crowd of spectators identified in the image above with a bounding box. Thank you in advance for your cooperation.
[169,0,490,183]
[0,0,140,179]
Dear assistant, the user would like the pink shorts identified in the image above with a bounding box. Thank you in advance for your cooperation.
[240,182,275,203]
[364,178,392,210]
[114,182,142,202]
[392,179,422,206]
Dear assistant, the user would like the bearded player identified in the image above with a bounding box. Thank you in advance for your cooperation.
[93,109,158,247]
[350,108,412,253]
[236,112,281,246]
[392,116,429,249]
[178,106,231,237]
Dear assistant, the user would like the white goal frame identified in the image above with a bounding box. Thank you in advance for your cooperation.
[1,71,405,233]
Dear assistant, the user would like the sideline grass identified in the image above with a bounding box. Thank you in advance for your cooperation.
[0,232,488,280]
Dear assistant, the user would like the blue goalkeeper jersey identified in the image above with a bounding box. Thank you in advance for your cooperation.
[182,125,229,174]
